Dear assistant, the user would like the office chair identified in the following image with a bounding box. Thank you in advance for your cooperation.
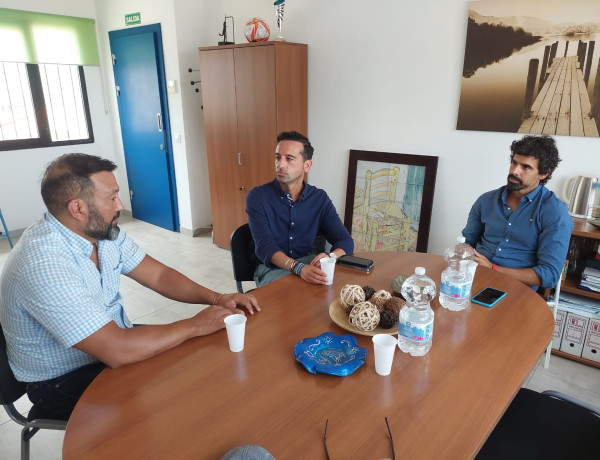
[0,323,67,460]
[476,387,600,460]
[230,223,258,293]
[230,223,331,293]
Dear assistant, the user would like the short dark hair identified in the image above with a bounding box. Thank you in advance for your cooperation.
[277,131,314,161]
[509,135,560,185]
[41,153,117,215]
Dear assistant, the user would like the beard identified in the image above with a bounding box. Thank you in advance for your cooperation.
[506,174,524,191]
[85,204,120,241]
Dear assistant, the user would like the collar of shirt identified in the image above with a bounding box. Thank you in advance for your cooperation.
[500,183,544,207]
[270,178,309,204]
[45,212,94,259]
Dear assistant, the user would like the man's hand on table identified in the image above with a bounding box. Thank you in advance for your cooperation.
[300,263,329,284]
[473,249,493,268]
[217,292,260,315]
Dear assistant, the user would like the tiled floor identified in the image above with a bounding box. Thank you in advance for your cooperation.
[1,215,599,459]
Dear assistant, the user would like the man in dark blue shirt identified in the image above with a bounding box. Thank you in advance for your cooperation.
[462,135,573,290]
[246,131,354,286]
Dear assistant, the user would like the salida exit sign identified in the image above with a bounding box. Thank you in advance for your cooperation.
[125,12,141,26]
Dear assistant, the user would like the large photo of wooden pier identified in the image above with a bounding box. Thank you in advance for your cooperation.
[457,0,600,137]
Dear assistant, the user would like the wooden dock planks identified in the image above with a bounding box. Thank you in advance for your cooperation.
[518,56,599,137]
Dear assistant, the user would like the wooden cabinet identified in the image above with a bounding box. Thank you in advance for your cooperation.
[198,42,307,248]
[551,218,600,367]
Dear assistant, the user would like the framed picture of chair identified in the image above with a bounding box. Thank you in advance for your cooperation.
[344,150,438,253]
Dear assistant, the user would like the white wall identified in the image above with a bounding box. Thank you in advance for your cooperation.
[0,0,118,231]
[3,0,599,253]
[196,0,600,255]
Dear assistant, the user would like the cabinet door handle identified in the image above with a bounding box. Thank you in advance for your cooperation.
[240,186,245,191]
[157,113,163,132]
[238,152,243,166]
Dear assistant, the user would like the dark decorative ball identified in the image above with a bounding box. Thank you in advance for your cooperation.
[379,310,396,329]
[384,297,405,320]
[362,285,375,301]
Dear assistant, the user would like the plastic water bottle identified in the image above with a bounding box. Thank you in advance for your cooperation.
[398,267,436,356]
[439,236,474,311]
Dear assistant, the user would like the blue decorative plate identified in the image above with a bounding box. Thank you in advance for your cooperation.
[294,332,368,376]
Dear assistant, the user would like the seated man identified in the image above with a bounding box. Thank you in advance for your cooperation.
[0,153,259,420]
[247,131,354,286]
[462,135,573,290]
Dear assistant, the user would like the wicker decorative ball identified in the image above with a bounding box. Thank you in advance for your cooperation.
[370,289,392,311]
[349,301,380,332]
[384,297,405,320]
[379,310,396,329]
[362,285,375,301]
[340,284,365,309]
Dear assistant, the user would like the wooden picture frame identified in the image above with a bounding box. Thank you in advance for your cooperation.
[344,150,438,253]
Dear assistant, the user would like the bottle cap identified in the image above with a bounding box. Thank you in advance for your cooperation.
[456,236,466,243]
[415,267,425,276]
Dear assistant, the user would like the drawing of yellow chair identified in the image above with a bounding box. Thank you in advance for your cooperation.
[362,167,412,251]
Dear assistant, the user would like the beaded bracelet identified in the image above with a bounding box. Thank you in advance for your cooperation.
[290,260,299,273]
[284,257,292,269]
[294,262,305,276]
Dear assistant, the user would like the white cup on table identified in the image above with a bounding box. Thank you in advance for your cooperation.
[224,314,247,352]
[320,257,337,285]
[372,334,397,376]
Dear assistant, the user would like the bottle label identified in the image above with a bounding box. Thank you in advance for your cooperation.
[440,280,472,299]
[398,317,433,342]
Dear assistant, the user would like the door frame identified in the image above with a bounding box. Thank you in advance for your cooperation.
[109,23,179,231]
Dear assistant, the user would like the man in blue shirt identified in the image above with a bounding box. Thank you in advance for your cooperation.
[0,153,259,420]
[462,135,573,290]
[247,131,354,286]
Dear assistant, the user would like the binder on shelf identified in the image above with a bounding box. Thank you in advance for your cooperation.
[552,309,567,350]
[559,313,589,357]
[582,318,600,363]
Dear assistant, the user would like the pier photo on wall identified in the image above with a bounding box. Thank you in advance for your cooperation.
[344,150,438,253]
[457,0,600,137]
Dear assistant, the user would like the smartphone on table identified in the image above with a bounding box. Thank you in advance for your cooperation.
[471,287,507,307]
[337,255,374,273]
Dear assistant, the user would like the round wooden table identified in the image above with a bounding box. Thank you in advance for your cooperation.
[63,252,554,459]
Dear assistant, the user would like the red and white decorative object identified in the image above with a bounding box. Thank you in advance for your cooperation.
[244,17,270,42]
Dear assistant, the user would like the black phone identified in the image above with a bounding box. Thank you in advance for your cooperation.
[337,255,374,272]
[471,287,507,307]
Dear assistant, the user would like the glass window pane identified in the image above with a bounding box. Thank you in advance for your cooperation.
[39,63,89,142]
[0,62,38,141]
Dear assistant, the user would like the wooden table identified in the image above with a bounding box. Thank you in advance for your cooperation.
[63,252,554,459]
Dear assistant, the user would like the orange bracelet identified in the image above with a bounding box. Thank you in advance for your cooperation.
[492,264,499,271]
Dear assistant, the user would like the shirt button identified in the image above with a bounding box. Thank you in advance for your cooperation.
[499,248,502,251]
[291,222,294,226]
[508,223,512,226]
[505,239,509,242]
[290,237,293,240]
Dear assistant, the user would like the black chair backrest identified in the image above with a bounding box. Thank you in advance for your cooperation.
[230,224,258,289]
[0,322,26,405]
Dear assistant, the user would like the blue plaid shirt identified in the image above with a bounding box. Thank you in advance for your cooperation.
[0,213,145,381]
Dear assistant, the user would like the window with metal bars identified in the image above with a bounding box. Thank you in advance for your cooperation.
[0,62,93,151]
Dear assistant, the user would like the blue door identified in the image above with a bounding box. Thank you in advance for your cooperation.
[109,24,178,231]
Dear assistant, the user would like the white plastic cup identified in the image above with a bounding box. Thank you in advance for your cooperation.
[466,260,478,279]
[224,314,247,352]
[320,257,336,285]
[372,334,397,376]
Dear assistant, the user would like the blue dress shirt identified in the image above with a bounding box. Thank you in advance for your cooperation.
[462,185,573,289]
[246,179,354,268]
[0,213,145,381]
